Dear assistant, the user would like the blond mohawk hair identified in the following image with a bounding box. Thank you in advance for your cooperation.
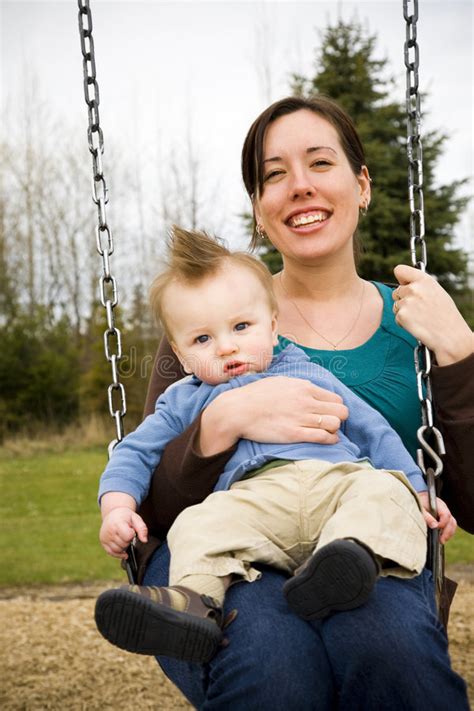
[149,225,277,339]
[166,225,231,280]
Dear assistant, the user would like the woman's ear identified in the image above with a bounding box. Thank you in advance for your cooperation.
[358,165,372,208]
[253,199,262,227]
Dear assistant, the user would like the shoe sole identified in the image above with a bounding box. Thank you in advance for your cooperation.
[95,588,223,663]
[283,540,377,620]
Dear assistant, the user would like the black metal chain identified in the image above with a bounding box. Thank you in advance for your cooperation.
[403,0,445,602]
[77,0,127,458]
[78,0,138,584]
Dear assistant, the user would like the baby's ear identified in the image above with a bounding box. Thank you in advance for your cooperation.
[271,313,279,346]
[171,342,193,374]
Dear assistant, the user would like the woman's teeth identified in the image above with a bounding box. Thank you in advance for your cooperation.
[290,212,328,227]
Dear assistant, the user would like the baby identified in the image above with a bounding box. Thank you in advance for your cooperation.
[95,225,431,664]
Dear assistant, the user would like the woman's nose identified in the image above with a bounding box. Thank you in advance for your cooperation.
[289,170,316,201]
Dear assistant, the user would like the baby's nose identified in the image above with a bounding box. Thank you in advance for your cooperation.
[216,338,238,356]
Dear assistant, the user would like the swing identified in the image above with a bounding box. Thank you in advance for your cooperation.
[76,0,447,605]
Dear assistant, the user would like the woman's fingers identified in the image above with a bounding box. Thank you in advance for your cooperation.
[234,376,349,444]
[311,398,349,423]
[297,384,348,433]
[300,381,349,421]
[418,493,457,544]
[422,509,438,530]
[436,499,457,543]
[439,516,457,544]
[300,426,340,444]
[308,412,342,433]
[306,382,344,403]
[393,264,424,287]
[393,264,473,364]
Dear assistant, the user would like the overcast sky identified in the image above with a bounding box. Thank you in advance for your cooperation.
[1,0,473,261]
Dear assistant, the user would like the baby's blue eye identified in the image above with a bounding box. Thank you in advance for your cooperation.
[195,334,209,344]
[235,322,249,331]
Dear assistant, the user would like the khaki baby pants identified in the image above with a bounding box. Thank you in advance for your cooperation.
[167,460,427,588]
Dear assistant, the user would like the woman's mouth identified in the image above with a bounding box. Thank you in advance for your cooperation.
[286,209,331,230]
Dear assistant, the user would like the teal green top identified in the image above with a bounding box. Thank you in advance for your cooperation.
[275,282,422,459]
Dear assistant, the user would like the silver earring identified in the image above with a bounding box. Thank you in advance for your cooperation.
[256,223,266,239]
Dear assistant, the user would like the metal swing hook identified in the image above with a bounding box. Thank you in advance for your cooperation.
[417,425,445,518]
[416,425,446,478]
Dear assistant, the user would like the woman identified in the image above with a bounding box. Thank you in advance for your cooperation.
[136,96,472,710]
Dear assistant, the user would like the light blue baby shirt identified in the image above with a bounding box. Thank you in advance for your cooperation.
[98,343,426,506]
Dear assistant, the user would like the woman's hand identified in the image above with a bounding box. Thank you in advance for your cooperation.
[393,265,473,366]
[417,491,457,544]
[198,376,349,456]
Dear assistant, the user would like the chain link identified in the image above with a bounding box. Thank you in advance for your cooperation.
[77,0,126,455]
[404,1,445,504]
[404,3,446,606]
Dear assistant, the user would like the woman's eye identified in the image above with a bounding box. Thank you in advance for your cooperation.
[234,322,249,332]
[312,159,331,168]
[195,334,209,344]
[263,169,284,182]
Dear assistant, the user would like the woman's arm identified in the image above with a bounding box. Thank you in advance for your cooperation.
[431,353,474,533]
[393,265,474,532]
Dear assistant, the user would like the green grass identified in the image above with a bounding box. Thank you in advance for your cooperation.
[0,447,123,585]
[0,447,472,586]
[446,528,474,567]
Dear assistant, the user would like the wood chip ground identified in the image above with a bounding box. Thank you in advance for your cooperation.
[1,567,472,710]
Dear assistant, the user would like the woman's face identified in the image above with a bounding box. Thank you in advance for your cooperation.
[254,109,370,266]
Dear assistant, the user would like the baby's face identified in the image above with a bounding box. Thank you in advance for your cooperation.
[164,264,278,385]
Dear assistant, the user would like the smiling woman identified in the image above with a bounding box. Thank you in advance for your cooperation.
[254,110,369,269]
[122,93,474,710]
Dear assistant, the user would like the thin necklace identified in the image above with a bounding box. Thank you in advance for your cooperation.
[279,272,366,350]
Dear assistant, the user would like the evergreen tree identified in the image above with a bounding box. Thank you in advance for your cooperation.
[79,304,114,420]
[259,20,469,296]
[120,283,160,427]
[79,286,159,430]
[0,307,80,438]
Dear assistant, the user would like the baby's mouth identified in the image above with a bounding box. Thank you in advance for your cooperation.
[224,361,249,375]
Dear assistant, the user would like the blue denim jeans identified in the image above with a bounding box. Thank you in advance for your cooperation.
[143,543,469,711]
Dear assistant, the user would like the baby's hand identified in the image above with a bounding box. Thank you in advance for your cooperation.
[100,507,148,559]
[417,492,457,544]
